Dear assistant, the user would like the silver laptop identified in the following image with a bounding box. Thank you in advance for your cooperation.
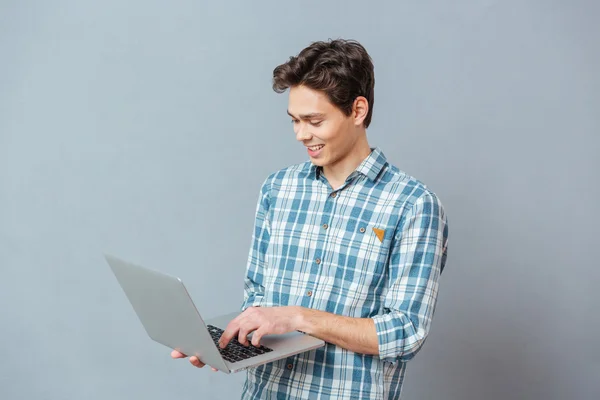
[105,254,325,373]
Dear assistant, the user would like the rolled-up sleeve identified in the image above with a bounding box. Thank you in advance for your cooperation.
[240,176,272,312]
[372,192,449,363]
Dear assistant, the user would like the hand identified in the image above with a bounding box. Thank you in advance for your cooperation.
[219,306,302,348]
[170,350,218,371]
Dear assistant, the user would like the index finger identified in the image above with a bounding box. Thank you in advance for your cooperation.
[219,318,242,348]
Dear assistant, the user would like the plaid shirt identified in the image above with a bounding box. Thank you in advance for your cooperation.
[240,147,449,399]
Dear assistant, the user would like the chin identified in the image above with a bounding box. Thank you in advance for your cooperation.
[310,156,328,166]
[308,147,331,167]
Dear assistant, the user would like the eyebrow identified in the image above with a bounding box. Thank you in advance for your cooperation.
[287,110,326,119]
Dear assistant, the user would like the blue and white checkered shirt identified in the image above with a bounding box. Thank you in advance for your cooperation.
[240,147,449,399]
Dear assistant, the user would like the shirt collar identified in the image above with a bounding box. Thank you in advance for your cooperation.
[312,147,387,182]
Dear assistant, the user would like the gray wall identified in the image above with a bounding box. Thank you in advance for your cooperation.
[1,1,598,399]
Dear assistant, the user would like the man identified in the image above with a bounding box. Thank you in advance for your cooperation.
[173,39,449,399]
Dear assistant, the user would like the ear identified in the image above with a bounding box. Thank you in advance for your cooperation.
[352,96,369,126]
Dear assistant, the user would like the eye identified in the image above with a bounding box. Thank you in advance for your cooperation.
[310,121,323,127]
[291,119,299,124]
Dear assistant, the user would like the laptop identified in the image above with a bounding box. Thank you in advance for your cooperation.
[105,254,325,373]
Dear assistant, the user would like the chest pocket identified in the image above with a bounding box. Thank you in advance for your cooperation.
[332,220,393,313]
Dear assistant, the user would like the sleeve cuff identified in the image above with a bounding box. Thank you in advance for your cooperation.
[372,313,404,363]
[241,295,263,312]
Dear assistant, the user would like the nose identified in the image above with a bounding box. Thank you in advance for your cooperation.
[295,122,312,142]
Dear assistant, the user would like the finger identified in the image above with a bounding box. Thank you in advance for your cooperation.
[171,350,187,359]
[219,330,236,348]
[211,367,218,372]
[237,317,261,347]
[238,326,252,347]
[189,356,205,368]
[251,328,266,348]
[220,311,259,348]
[219,321,241,348]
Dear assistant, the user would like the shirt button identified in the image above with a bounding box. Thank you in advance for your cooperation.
[315,258,321,264]
[287,363,293,370]
[322,224,328,230]
[330,192,337,198]
[307,290,313,297]
[359,227,366,233]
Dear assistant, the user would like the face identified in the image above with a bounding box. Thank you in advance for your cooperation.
[287,85,368,169]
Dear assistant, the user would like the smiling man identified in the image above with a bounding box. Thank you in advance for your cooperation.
[173,39,449,399]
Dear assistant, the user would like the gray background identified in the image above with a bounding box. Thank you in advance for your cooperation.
[1,0,598,399]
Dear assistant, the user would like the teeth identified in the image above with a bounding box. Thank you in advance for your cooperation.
[309,145,324,151]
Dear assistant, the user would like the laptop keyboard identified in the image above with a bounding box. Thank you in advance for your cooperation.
[207,324,273,363]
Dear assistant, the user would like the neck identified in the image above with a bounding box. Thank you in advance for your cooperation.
[322,134,372,189]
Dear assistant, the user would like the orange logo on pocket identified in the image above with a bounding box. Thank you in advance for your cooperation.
[372,228,385,243]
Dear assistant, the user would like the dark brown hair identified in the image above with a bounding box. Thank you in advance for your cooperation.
[272,39,375,128]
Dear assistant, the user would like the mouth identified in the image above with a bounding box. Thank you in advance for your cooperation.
[307,144,325,151]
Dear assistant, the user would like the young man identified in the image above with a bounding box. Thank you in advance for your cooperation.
[173,39,449,399]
